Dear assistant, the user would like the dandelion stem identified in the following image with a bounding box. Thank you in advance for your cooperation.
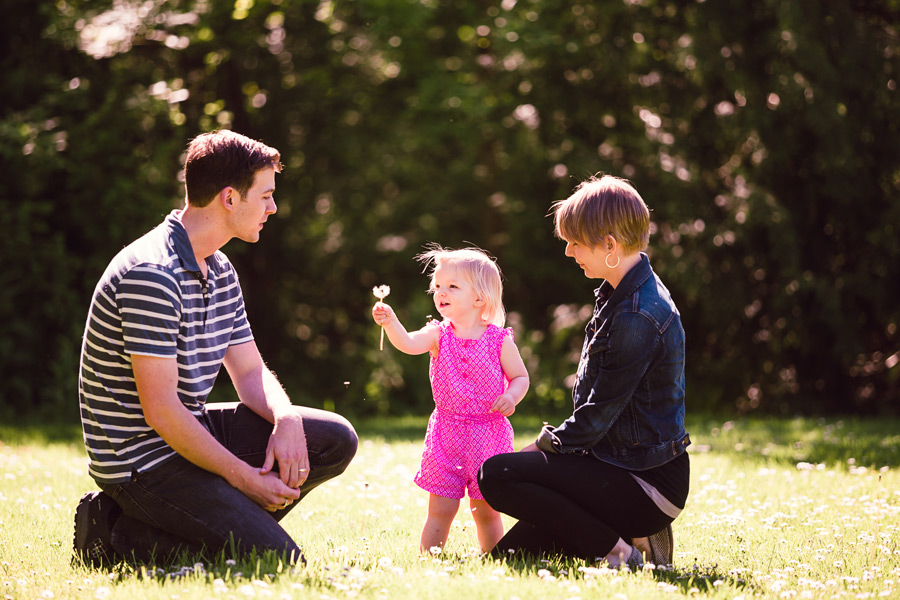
[871,473,881,565]
[361,482,369,536]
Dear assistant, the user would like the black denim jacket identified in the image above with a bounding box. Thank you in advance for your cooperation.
[536,254,690,470]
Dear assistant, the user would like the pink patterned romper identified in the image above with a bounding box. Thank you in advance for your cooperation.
[414,320,515,500]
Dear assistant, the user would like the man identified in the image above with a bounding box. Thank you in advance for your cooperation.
[74,130,357,566]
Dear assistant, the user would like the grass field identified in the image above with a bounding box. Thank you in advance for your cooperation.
[1,413,898,599]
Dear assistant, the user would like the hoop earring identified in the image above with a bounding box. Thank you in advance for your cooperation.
[605,253,620,269]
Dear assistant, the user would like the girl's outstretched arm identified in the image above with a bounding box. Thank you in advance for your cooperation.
[491,336,530,416]
[372,302,439,356]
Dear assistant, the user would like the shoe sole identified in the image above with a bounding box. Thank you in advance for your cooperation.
[73,491,111,567]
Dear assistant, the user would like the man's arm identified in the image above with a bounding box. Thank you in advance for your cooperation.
[132,354,301,510]
[222,341,309,488]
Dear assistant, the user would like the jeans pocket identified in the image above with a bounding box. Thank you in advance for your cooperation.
[133,456,192,486]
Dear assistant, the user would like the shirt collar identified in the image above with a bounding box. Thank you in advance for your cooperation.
[164,210,207,275]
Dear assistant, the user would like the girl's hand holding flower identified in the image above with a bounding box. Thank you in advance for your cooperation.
[371,302,396,326]
[372,285,392,350]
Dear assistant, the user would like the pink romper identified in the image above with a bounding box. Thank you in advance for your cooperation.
[414,320,515,500]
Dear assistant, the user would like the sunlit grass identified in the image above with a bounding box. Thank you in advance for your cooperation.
[1,414,898,599]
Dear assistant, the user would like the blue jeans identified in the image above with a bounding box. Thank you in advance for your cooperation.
[98,402,357,563]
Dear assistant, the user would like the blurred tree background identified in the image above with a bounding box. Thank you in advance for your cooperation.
[2,0,898,422]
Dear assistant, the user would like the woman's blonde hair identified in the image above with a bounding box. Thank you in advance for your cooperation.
[415,244,506,327]
[552,175,650,253]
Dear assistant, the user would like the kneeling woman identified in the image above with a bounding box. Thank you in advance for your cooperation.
[478,175,690,568]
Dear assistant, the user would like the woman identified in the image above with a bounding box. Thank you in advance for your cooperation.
[478,175,690,568]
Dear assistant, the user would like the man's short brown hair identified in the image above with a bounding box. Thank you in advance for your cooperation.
[184,130,282,207]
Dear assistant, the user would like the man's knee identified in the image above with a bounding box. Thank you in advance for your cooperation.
[318,412,358,473]
[334,416,358,472]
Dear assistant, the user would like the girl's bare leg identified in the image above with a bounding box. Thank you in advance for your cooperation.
[420,494,460,553]
[469,498,504,553]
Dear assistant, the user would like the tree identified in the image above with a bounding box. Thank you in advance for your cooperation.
[2,0,898,419]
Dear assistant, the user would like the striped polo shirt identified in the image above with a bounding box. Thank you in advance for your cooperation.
[78,210,253,484]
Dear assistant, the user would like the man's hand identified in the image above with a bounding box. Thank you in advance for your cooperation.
[133,354,302,511]
[234,464,302,511]
[259,412,310,488]
[223,342,310,489]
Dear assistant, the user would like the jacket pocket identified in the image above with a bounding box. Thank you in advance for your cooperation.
[581,332,608,381]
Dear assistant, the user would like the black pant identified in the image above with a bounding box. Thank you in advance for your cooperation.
[478,451,672,561]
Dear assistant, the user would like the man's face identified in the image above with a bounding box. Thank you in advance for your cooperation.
[230,167,277,243]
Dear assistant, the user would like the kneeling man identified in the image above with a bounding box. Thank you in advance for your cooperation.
[74,130,357,566]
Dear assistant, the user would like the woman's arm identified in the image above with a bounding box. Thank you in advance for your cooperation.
[537,311,659,453]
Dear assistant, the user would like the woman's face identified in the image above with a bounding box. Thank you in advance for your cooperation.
[564,239,608,279]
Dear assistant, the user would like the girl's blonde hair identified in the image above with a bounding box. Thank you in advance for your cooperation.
[552,175,650,253]
[415,244,506,327]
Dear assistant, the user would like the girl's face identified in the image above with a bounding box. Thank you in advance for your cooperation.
[431,263,482,322]
[564,238,608,279]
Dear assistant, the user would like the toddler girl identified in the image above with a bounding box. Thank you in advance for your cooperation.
[372,245,529,553]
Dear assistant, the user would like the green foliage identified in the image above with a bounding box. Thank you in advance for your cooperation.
[2,0,898,418]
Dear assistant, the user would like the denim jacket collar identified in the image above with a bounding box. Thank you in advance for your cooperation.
[595,253,652,322]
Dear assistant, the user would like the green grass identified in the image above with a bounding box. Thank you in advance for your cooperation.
[1,414,898,599]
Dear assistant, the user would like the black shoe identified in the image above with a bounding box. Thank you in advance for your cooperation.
[647,523,674,567]
[73,491,121,567]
